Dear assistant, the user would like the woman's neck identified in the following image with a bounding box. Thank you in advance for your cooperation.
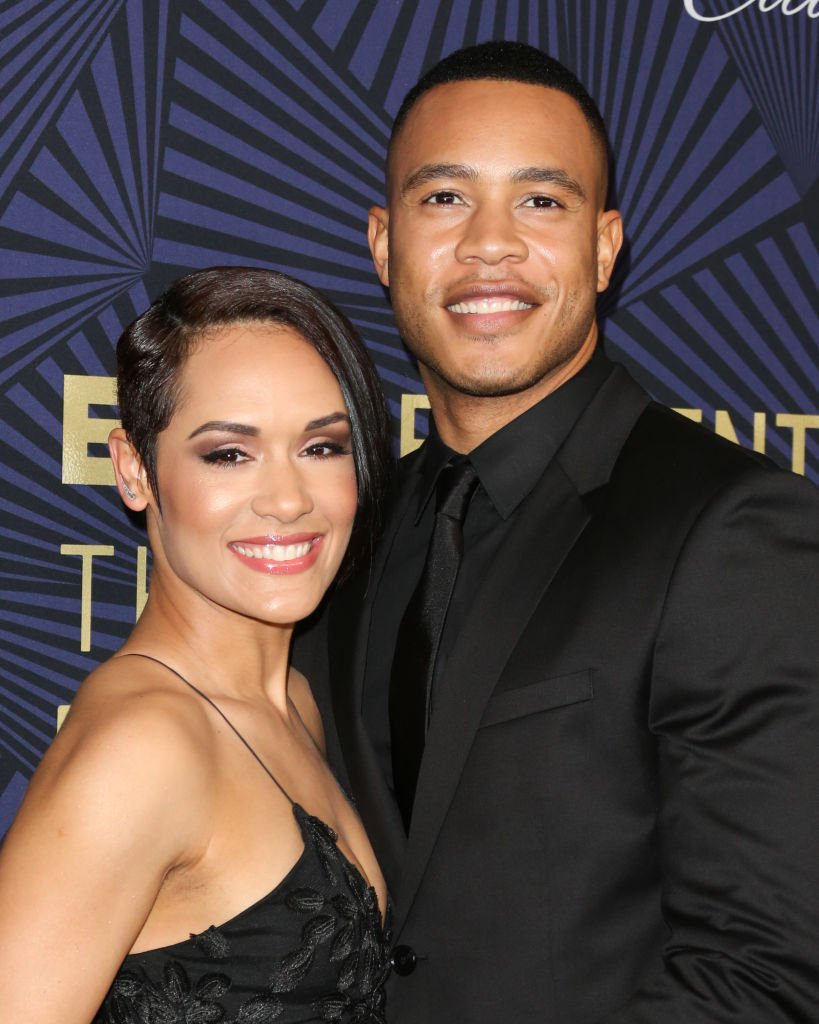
[121,582,295,710]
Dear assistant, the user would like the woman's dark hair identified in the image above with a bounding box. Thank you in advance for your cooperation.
[116,266,393,577]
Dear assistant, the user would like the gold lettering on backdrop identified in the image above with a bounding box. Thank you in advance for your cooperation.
[62,375,118,485]
[54,546,149,729]
[675,408,819,465]
[714,409,740,444]
[673,408,704,423]
[753,412,766,454]
[59,544,115,651]
[775,414,819,475]
[400,394,431,456]
[712,410,766,453]
[397,402,815,471]
[136,545,149,619]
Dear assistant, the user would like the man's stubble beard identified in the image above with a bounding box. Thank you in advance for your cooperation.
[395,285,598,400]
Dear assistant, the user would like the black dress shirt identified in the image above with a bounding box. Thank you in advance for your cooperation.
[363,349,612,788]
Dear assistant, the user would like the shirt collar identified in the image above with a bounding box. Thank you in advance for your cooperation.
[414,348,611,522]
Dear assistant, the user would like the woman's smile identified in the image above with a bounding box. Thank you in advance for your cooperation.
[229,534,324,574]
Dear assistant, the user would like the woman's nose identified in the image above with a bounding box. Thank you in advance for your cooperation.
[250,459,313,523]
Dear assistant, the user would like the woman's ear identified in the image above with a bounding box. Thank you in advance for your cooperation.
[108,428,149,511]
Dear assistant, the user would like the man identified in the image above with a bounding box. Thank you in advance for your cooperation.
[298,41,819,1022]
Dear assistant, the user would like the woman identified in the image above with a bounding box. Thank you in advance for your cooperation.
[0,267,394,1022]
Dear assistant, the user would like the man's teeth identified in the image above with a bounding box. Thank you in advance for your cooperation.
[447,298,533,314]
[233,541,313,561]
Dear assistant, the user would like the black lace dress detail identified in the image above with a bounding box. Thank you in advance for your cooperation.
[94,656,391,1023]
[94,804,390,1023]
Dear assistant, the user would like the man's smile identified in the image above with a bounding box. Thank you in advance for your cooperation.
[447,298,534,314]
[444,281,541,318]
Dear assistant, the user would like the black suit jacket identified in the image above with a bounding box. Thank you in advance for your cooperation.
[297,363,819,1023]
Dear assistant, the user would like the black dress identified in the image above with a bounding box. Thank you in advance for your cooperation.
[93,657,390,1023]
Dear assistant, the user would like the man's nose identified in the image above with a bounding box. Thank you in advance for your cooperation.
[453,203,528,265]
[250,458,313,523]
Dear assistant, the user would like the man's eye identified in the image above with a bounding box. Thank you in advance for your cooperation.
[201,448,247,466]
[424,191,464,205]
[522,194,561,209]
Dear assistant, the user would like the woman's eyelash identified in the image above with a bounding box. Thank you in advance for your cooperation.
[200,447,247,466]
[304,441,351,458]
[198,442,351,464]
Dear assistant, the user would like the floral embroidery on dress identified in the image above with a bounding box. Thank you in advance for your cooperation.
[266,808,391,1023]
[101,961,233,1022]
[94,805,390,1024]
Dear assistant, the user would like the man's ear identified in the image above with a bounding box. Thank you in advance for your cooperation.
[368,205,390,287]
[108,428,150,511]
[596,209,624,292]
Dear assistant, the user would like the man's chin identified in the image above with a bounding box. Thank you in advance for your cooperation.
[428,365,560,400]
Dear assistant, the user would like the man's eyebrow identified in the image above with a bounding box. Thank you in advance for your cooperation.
[400,163,587,202]
[400,163,479,196]
[187,421,259,440]
[305,412,351,430]
[510,166,587,201]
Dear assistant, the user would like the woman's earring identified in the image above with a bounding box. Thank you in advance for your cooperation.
[121,478,137,500]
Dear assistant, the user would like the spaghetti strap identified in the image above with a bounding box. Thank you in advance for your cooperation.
[119,652,295,806]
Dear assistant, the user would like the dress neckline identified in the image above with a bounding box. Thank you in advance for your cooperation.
[117,652,385,925]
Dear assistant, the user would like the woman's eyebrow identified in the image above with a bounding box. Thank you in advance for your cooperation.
[305,412,351,430]
[187,421,258,440]
[186,413,350,440]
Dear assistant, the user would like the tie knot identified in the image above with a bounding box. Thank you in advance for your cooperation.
[435,460,478,521]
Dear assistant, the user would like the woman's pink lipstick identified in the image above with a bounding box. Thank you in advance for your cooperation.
[229,534,323,575]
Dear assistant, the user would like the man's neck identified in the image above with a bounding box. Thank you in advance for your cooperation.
[425,333,598,454]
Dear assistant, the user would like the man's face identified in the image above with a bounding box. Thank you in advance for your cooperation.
[369,80,622,408]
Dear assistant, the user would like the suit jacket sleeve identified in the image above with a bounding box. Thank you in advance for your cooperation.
[603,465,819,1023]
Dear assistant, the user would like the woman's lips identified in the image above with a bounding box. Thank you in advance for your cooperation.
[229,535,323,574]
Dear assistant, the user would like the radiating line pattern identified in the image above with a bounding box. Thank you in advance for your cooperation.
[0,0,817,833]
[709,0,819,194]
[0,0,170,386]
[0,0,123,209]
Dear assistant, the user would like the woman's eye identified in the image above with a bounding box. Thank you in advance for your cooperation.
[302,441,350,459]
[424,191,464,206]
[201,447,247,466]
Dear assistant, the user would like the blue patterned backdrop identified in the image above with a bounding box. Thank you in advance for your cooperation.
[1,0,817,836]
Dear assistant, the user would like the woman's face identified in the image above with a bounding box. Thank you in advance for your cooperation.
[147,322,358,626]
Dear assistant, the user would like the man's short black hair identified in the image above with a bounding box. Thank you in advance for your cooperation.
[390,40,609,190]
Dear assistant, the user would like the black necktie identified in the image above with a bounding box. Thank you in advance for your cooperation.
[389,459,478,829]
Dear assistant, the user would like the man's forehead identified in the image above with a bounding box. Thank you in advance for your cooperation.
[387,79,604,196]
[396,79,590,140]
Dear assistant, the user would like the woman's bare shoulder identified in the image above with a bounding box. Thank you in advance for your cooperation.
[0,655,217,1021]
[25,655,217,849]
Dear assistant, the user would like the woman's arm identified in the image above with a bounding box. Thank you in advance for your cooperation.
[0,677,209,1024]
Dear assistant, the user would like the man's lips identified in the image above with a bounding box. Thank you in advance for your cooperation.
[447,297,533,314]
[444,282,539,315]
[229,535,323,574]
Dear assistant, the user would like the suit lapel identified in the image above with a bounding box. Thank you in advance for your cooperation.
[393,458,589,925]
[393,364,652,929]
[331,364,651,922]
